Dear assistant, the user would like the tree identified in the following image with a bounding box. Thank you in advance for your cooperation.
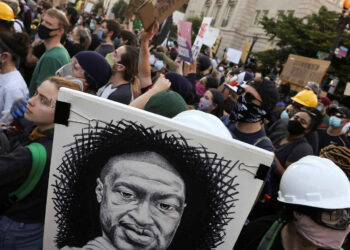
[112,0,128,22]
[255,6,350,97]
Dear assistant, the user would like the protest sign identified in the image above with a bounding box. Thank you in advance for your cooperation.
[177,20,193,63]
[43,88,273,249]
[203,27,220,47]
[123,0,144,19]
[280,54,330,88]
[344,82,350,96]
[84,2,93,13]
[136,0,189,30]
[240,42,252,63]
[211,34,222,55]
[226,48,242,64]
[192,17,212,60]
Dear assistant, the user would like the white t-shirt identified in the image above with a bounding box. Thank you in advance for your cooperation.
[0,70,29,123]
[97,83,116,99]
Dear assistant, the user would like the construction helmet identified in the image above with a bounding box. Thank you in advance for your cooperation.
[0,1,14,22]
[291,89,318,108]
[278,155,350,209]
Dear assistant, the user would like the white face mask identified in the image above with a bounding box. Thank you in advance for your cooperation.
[342,122,350,134]
[294,212,350,249]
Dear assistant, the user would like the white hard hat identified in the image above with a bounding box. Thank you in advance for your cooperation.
[172,110,232,140]
[278,155,350,209]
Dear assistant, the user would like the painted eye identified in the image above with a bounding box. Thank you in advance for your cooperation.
[119,191,134,200]
[158,203,175,212]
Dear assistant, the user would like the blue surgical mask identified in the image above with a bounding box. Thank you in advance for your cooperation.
[154,60,164,71]
[316,105,322,112]
[329,116,342,128]
[97,29,104,41]
[90,22,95,31]
[280,110,289,120]
[77,19,81,25]
[197,97,212,111]
[67,36,74,43]
[114,37,120,47]
[149,54,156,65]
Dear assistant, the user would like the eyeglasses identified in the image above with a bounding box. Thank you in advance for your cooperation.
[33,90,56,108]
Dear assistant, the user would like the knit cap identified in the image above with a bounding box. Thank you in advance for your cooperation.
[75,51,112,90]
[144,90,187,118]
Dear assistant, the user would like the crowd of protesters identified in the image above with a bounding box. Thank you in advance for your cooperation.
[0,0,349,249]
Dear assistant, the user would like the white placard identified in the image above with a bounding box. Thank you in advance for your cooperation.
[203,27,220,47]
[192,17,212,59]
[226,48,243,64]
[43,88,273,250]
[344,82,350,96]
[84,2,93,13]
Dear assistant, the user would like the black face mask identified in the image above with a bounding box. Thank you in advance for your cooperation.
[287,119,306,136]
[37,24,59,40]
[230,95,267,123]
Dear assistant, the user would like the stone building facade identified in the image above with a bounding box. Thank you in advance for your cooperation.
[185,0,345,57]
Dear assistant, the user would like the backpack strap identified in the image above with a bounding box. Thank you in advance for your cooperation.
[257,218,287,250]
[8,142,47,201]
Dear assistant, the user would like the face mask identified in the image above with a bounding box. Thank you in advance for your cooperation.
[149,54,156,65]
[287,119,305,136]
[229,95,267,123]
[37,23,59,40]
[329,116,342,128]
[197,97,212,111]
[316,105,322,112]
[97,29,105,42]
[67,36,74,43]
[294,213,350,249]
[77,19,81,25]
[90,22,95,31]
[105,53,114,68]
[56,63,73,77]
[280,110,289,120]
[342,122,350,134]
[154,60,164,71]
[114,37,120,47]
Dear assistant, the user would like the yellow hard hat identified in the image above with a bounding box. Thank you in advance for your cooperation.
[291,89,318,108]
[0,2,14,22]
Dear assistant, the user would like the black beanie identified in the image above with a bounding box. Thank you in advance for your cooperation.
[249,79,279,111]
[75,51,112,90]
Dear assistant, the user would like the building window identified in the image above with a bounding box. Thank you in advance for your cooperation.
[212,4,222,25]
[221,3,236,27]
[262,10,269,17]
[253,10,261,25]
[277,10,284,20]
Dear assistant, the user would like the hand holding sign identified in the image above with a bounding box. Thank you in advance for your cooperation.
[140,21,159,42]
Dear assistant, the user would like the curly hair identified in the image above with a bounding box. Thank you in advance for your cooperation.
[53,120,239,249]
[320,144,350,178]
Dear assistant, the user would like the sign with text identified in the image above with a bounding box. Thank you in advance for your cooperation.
[192,17,212,60]
[203,27,220,47]
[43,88,273,250]
[136,0,189,30]
[84,2,93,13]
[177,20,193,63]
[211,35,222,55]
[226,48,242,64]
[280,54,330,88]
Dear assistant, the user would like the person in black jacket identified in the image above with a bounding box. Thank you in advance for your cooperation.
[0,76,80,250]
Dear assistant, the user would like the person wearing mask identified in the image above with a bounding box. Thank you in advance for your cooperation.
[29,8,70,97]
[94,19,121,57]
[197,89,224,118]
[222,78,279,152]
[0,1,14,32]
[268,89,319,154]
[65,26,91,57]
[317,105,350,153]
[235,155,350,250]
[0,32,29,123]
[97,45,139,104]
[87,16,102,51]
[0,76,80,249]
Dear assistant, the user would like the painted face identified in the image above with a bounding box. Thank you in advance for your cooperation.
[24,80,58,130]
[96,158,186,250]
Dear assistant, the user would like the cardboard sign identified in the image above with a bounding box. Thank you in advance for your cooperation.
[226,48,242,64]
[344,82,350,96]
[211,34,222,55]
[43,88,273,249]
[240,42,252,63]
[136,0,189,30]
[192,17,212,60]
[177,20,193,63]
[280,54,330,88]
[203,27,220,47]
[84,2,93,13]
[123,0,144,19]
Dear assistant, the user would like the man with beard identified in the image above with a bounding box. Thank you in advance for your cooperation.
[29,8,70,97]
[94,19,121,57]
[56,121,236,250]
